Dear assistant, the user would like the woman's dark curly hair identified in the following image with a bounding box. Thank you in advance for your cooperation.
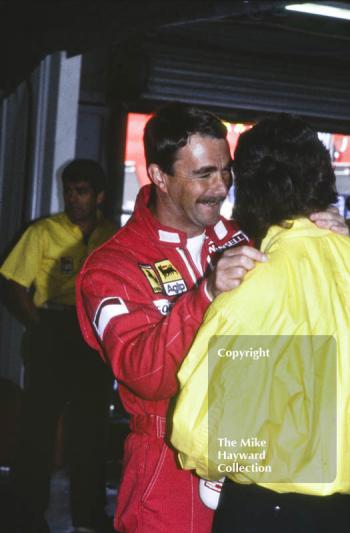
[233,114,337,247]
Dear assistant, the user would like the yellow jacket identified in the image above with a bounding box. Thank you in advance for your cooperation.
[171,219,350,496]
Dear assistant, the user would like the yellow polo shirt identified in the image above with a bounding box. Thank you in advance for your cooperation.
[0,212,116,307]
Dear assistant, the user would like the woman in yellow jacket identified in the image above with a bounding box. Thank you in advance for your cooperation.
[171,114,350,532]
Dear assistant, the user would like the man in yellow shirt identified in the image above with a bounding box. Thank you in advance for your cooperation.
[0,159,116,533]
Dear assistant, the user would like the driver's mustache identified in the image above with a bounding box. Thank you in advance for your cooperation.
[197,196,226,203]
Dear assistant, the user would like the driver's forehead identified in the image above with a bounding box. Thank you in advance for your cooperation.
[174,134,231,169]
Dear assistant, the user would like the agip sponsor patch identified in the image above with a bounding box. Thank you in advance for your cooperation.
[154,260,187,296]
[139,264,162,294]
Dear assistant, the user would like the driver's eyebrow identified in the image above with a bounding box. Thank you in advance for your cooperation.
[192,165,218,176]
[191,161,233,176]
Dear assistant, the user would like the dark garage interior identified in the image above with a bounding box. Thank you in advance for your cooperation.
[0,1,349,532]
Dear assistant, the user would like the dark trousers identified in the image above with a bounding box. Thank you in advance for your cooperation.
[213,478,350,533]
[13,309,113,528]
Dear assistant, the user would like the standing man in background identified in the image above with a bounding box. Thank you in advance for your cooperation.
[0,159,116,533]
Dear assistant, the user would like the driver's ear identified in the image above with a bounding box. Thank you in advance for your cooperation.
[148,164,168,193]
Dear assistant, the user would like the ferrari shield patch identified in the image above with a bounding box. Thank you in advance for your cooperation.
[139,264,162,294]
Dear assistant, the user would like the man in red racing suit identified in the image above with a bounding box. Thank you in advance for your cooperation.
[77,182,254,532]
[77,102,264,533]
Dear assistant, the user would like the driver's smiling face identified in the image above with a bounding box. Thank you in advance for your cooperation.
[160,134,232,236]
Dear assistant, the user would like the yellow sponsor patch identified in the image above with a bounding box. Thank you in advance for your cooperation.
[154,260,187,296]
[154,260,182,283]
[139,264,162,294]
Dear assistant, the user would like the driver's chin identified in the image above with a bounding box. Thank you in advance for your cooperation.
[194,207,221,228]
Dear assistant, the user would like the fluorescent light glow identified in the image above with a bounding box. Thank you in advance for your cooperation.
[286,3,350,20]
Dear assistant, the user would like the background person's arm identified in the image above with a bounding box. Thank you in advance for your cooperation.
[0,222,43,325]
[1,276,40,326]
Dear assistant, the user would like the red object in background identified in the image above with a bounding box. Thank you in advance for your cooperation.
[123,113,350,221]
[224,121,251,156]
[125,113,152,187]
[125,113,350,168]
[332,134,350,164]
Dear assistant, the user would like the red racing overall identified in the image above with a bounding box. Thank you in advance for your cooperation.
[76,185,251,532]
